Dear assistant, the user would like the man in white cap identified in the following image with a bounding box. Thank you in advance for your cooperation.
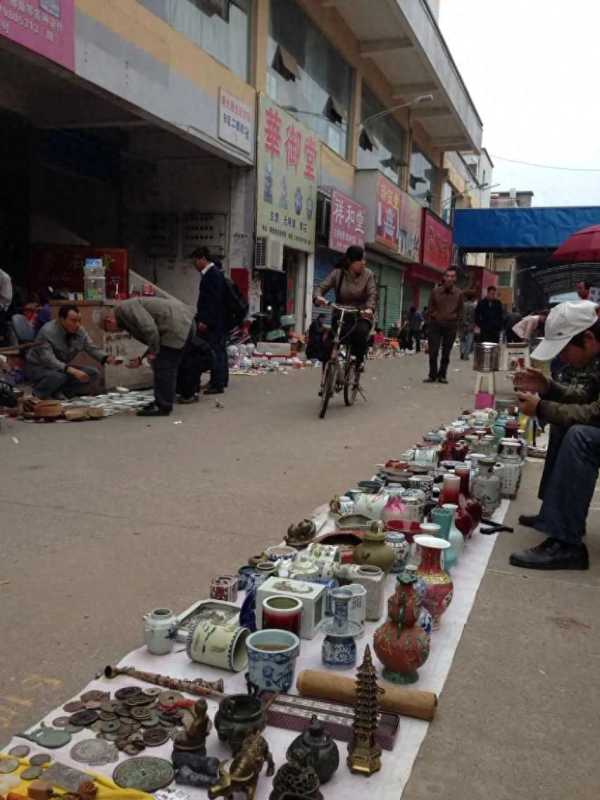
[510,300,600,570]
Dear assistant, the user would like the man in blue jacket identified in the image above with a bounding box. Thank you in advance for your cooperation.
[191,247,227,395]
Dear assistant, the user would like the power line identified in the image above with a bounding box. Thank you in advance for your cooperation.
[492,154,600,172]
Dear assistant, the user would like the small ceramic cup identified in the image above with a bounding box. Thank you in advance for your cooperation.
[246,629,301,694]
[262,595,303,636]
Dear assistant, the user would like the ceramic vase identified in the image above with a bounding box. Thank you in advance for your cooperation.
[498,438,522,498]
[246,629,301,694]
[262,596,303,636]
[382,492,425,541]
[414,534,454,630]
[455,464,482,536]
[442,504,464,564]
[353,521,395,574]
[429,507,457,572]
[471,456,502,516]
[321,588,362,669]
[439,473,460,506]
[385,531,410,573]
[373,565,431,684]
[353,492,389,520]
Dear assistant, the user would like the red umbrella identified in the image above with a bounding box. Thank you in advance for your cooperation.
[551,225,600,263]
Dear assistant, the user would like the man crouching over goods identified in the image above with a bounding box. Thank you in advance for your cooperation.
[511,300,600,571]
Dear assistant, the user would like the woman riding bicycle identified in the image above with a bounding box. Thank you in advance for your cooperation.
[313,246,377,370]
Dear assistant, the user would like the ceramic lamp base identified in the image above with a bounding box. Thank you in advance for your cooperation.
[382,668,419,685]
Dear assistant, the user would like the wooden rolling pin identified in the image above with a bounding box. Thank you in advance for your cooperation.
[296,670,437,722]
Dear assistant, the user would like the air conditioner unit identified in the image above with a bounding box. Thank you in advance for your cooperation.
[255,236,284,271]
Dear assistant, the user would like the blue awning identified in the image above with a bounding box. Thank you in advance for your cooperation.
[454,206,600,251]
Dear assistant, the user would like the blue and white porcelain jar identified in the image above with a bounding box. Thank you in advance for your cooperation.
[246,629,300,694]
[321,588,362,669]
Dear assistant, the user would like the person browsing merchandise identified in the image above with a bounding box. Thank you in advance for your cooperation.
[511,300,600,570]
[474,285,504,343]
[424,267,463,384]
[191,247,228,395]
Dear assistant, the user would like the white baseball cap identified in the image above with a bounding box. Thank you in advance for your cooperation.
[531,300,599,361]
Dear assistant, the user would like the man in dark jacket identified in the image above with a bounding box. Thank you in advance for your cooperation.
[511,300,600,570]
[474,285,504,342]
[424,267,463,384]
[107,297,194,417]
[192,247,227,395]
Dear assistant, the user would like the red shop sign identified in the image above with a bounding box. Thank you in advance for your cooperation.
[0,0,75,71]
[420,210,453,272]
[329,189,367,253]
[375,174,400,250]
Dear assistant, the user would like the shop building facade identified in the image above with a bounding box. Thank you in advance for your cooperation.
[0,0,483,333]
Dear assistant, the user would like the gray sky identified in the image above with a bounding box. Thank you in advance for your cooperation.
[439,0,600,207]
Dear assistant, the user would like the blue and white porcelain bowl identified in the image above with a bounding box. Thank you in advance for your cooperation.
[246,629,301,694]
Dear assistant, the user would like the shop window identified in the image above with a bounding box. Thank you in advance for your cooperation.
[409,148,434,207]
[358,85,406,186]
[137,0,250,81]
[268,0,352,159]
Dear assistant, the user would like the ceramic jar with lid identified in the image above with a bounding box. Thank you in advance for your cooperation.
[385,531,410,573]
[353,521,395,574]
[498,438,523,498]
[472,456,502,516]
[287,715,340,784]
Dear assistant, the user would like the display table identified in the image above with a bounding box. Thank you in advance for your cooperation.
[49,301,153,391]
[3,501,509,800]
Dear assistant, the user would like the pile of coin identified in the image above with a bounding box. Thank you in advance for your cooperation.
[55,687,186,759]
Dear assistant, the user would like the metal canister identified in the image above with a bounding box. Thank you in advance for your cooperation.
[473,342,500,372]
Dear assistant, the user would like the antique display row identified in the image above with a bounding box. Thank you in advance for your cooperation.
[1,404,524,798]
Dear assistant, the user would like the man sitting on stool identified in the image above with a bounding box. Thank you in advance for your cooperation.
[26,304,113,399]
[511,300,600,571]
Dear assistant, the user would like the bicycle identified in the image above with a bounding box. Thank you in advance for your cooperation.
[318,303,370,419]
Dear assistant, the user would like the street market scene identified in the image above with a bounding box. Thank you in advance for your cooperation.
[1,2,600,800]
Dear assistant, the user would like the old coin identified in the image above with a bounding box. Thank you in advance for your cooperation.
[100,701,117,714]
[30,754,52,766]
[131,707,152,720]
[142,728,169,747]
[69,710,99,727]
[158,691,183,707]
[100,720,121,734]
[63,701,84,713]
[8,745,30,758]
[115,687,142,701]
[84,701,104,710]
[71,739,119,767]
[43,762,94,793]
[114,704,133,717]
[113,757,174,793]
[99,711,117,721]
[20,766,43,781]
[143,688,162,698]
[0,757,19,773]
[52,716,73,729]
[140,714,160,728]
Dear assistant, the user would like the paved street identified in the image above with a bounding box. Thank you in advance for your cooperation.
[1,351,599,798]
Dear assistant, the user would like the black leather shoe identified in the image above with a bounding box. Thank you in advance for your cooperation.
[509,537,589,570]
[137,404,171,417]
[518,513,539,528]
[423,377,437,383]
[204,386,224,395]
[438,377,448,384]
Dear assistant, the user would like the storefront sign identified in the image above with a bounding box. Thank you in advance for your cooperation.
[218,88,253,154]
[329,189,366,253]
[375,174,400,250]
[256,94,320,254]
[0,0,74,71]
[421,210,453,272]
[398,192,422,263]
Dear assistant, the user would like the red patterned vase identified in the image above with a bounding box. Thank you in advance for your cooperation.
[373,565,431,684]
[414,534,453,630]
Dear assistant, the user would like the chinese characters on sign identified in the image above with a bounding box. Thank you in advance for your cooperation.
[375,174,400,250]
[421,209,453,272]
[256,95,320,253]
[329,189,367,253]
[0,0,74,71]
[218,88,253,155]
[397,191,422,264]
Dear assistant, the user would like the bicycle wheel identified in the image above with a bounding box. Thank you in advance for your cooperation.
[343,360,360,406]
[319,360,337,419]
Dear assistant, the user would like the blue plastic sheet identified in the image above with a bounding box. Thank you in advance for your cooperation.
[454,207,600,251]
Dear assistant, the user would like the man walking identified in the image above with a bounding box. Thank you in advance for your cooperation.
[475,285,504,343]
[459,290,477,359]
[191,247,227,395]
[107,297,194,417]
[407,306,423,352]
[424,267,463,384]
[510,300,600,570]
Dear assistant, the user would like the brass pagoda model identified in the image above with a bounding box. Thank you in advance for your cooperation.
[347,645,382,776]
